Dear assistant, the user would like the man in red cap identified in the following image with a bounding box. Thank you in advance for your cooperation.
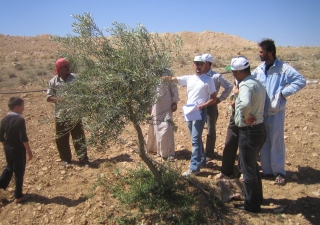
[46,58,89,167]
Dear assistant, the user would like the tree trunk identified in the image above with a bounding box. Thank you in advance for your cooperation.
[132,120,163,185]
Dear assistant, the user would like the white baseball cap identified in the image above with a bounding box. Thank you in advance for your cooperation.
[193,55,205,62]
[202,53,213,63]
[230,56,250,71]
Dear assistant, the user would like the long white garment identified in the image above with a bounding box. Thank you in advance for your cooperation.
[146,82,179,158]
[252,59,306,176]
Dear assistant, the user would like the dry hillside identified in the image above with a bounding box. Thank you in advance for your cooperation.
[0,31,320,225]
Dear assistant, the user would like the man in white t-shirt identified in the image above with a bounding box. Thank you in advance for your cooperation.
[164,55,217,176]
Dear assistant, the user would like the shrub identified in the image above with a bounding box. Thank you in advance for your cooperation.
[14,63,24,71]
[106,165,215,224]
[37,70,47,76]
[8,72,17,78]
[19,77,29,85]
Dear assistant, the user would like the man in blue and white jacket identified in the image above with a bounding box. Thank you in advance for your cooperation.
[252,39,306,185]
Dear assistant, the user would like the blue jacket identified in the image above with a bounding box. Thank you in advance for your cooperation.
[252,59,306,116]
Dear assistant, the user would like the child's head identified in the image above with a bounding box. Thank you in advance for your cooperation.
[8,97,25,114]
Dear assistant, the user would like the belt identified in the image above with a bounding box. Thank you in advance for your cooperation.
[238,123,265,130]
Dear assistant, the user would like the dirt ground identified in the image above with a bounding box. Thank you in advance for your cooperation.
[0,33,319,225]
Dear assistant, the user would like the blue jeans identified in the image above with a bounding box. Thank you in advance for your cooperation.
[187,109,206,172]
[238,123,266,212]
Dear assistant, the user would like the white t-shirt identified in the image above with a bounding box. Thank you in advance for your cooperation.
[177,74,216,105]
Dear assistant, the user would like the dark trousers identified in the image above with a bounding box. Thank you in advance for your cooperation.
[221,114,239,177]
[0,145,26,199]
[238,123,267,212]
[56,119,88,162]
[205,104,218,157]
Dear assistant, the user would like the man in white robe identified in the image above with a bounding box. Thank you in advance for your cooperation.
[146,69,179,161]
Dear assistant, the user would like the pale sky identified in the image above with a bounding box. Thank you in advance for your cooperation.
[1,0,319,46]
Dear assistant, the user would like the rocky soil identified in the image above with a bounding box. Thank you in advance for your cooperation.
[0,33,320,225]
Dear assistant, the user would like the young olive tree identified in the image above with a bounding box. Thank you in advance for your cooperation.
[51,13,181,185]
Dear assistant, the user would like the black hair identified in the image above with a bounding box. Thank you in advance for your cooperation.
[258,38,276,58]
[240,66,251,75]
[8,97,24,110]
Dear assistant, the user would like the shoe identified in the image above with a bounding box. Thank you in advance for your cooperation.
[215,172,230,179]
[167,156,176,162]
[274,174,286,185]
[80,159,90,168]
[234,204,246,210]
[182,169,200,177]
[15,194,30,203]
[234,203,260,213]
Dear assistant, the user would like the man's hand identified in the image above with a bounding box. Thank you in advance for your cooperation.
[171,102,177,112]
[229,95,235,110]
[244,115,257,127]
[230,101,235,110]
[162,76,178,83]
[233,84,239,95]
[27,150,33,161]
[198,104,206,111]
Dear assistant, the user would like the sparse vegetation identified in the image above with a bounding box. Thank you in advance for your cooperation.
[213,58,227,68]
[291,61,304,71]
[102,165,217,224]
[0,24,320,225]
[19,76,29,85]
[36,70,47,76]
[176,54,187,65]
[313,52,320,60]
[14,63,24,71]
[8,71,17,78]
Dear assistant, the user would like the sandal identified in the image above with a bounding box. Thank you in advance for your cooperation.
[274,174,286,185]
[167,156,176,162]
